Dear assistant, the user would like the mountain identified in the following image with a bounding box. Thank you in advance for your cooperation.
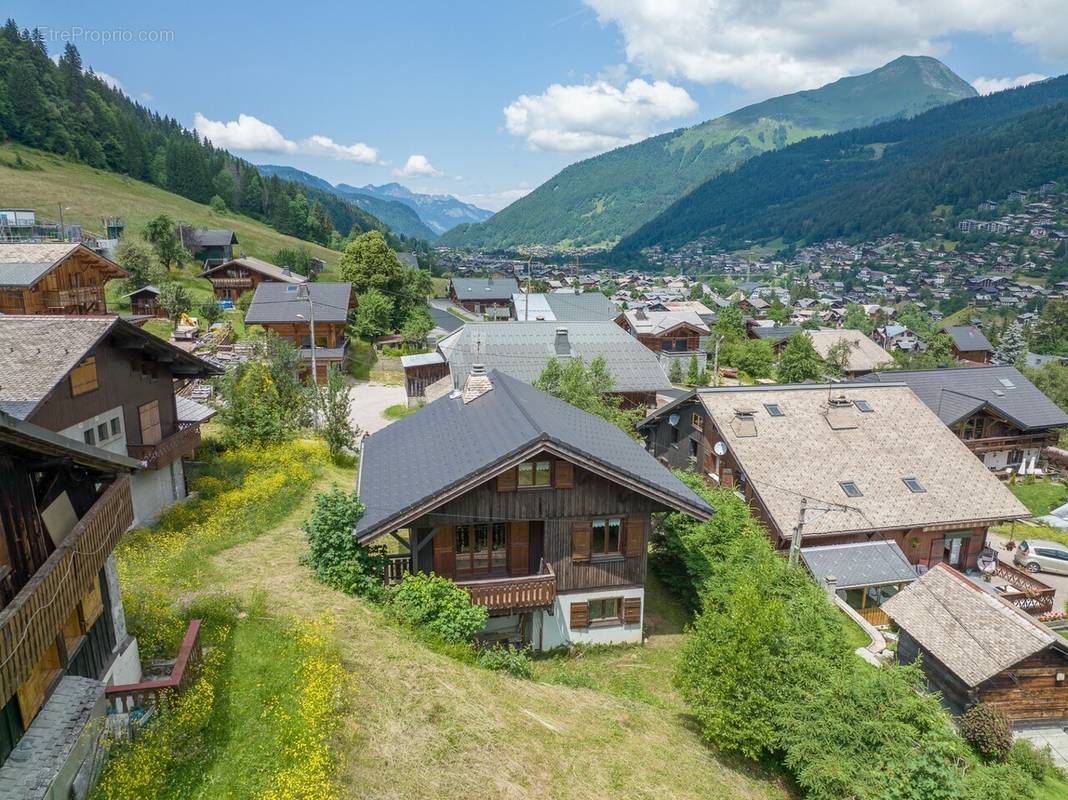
[339,182,493,235]
[258,165,438,240]
[440,56,977,251]
[614,75,1068,255]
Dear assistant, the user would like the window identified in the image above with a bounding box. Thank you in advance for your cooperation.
[83,428,95,446]
[97,422,109,442]
[998,377,1015,389]
[902,477,926,493]
[692,412,704,430]
[958,415,985,440]
[518,460,552,488]
[670,426,680,446]
[69,356,98,396]
[840,481,863,498]
[110,417,122,437]
[588,597,621,624]
[591,517,623,556]
[764,403,784,417]
[853,399,874,413]
[455,522,508,576]
[689,438,699,461]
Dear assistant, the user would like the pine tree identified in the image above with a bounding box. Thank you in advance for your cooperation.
[669,358,684,384]
[995,322,1027,366]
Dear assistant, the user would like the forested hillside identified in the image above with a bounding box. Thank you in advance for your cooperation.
[615,74,1068,254]
[0,21,421,249]
[442,56,976,250]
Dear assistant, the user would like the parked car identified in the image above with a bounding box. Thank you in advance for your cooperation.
[1013,539,1068,576]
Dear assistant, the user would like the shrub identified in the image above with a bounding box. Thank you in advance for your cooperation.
[477,644,533,679]
[390,573,488,644]
[1008,738,1059,782]
[302,488,385,599]
[960,703,1013,762]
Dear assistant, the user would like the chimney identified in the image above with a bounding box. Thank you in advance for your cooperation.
[554,327,570,357]
[461,364,493,404]
[636,308,647,321]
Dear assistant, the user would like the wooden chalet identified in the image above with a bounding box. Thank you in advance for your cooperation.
[943,325,995,364]
[121,285,165,317]
[448,276,519,315]
[186,229,237,266]
[355,367,712,650]
[244,282,353,383]
[0,316,220,526]
[201,256,307,302]
[617,308,709,354]
[884,564,1068,722]
[0,243,126,316]
[639,384,1029,572]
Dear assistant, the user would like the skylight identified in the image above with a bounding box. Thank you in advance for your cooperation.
[902,477,926,494]
[764,403,784,417]
[839,481,863,498]
[853,399,874,413]
[998,377,1015,389]
[992,389,1005,397]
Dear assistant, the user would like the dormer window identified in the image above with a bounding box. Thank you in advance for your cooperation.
[853,399,873,413]
[839,481,863,498]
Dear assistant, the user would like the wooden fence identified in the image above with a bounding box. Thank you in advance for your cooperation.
[106,619,203,714]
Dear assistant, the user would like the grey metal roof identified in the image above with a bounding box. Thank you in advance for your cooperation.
[943,325,994,353]
[202,256,307,284]
[865,366,1068,431]
[428,305,463,333]
[244,282,352,324]
[437,321,671,393]
[513,292,619,322]
[450,276,519,301]
[354,369,712,540]
[175,395,216,424]
[801,540,917,590]
[192,229,238,247]
[400,352,446,368]
[751,325,801,342]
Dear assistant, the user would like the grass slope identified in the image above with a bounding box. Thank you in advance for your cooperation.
[0,143,339,269]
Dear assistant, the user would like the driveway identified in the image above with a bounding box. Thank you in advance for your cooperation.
[347,380,406,438]
[987,530,1068,612]
[429,297,476,321]
[1015,724,1068,769]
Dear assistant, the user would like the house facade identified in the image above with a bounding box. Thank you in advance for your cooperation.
[616,309,710,371]
[0,243,126,316]
[201,256,307,302]
[448,276,519,315]
[943,325,994,364]
[355,368,712,650]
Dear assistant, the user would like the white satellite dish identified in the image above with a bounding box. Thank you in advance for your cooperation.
[713,441,727,456]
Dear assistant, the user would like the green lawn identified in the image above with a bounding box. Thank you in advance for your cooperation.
[1010,479,1068,516]
[383,403,416,420]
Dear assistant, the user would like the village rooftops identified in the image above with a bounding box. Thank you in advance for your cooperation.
[620,309,710,336]
[882,563,1065,688]
[354,369,712,542]
[942,325,994,353]
[864,365,1068,431]
[806,329,894,374]
[450,276,520,302]
[0,242,126,287]
[244,282,352,325]
[202,256,308,284]
[643,383,1029,538]
[511,291,619,322]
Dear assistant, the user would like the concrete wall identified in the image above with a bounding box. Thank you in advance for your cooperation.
[538,587,644,650]
[130,460,185,526]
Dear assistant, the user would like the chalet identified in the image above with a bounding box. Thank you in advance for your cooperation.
[449,276,519,315]
[244,282,353,382]
[749,324,801,353]
[510,292,618,322]
[806,329,894,378]
[737,296,769,314]
[942,325,995,363]
[639,384,1028,570]
[355,367,712,650]
[201,255,307,303]
[876,324,922,352]
[0,243,126,316]
[0,412,141,788]
[0,316,220,525]
[616,309,709,368]
[121,285,165,317]
[186,229,238,266]
[864,366,1068,472]
[402,321,671,406]
[884,564,1068,722]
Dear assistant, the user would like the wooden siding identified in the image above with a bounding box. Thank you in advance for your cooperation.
[897,630,975,714]
[977,649,1068,721]
[0,249,120,315]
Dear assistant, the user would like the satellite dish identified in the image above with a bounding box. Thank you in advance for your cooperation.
[713,441,727,456]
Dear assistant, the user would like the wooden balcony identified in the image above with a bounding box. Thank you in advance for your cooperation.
[42,286,105,311]
[127,423,202,470]
[0,475,133,703]
[107,619,203,715]
[991,562,1056,616]
[208,277,253,289]
[462,561,556,616]
[963,431,1059,455]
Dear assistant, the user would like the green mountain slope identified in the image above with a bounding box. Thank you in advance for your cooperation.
[441,56,976,250]
[614,75,1068,254]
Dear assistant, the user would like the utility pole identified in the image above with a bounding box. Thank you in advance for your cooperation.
[789,498,807,567]
[524,256,532,320]
[58,204,65,242]
[711,335,723,387]
[297,284,319,424]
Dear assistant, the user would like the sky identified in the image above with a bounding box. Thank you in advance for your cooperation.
[24,1,1068,212]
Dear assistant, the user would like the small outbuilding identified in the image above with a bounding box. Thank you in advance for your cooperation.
[801,540,917,626]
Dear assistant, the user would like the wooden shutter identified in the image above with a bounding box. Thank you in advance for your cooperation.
[571,520,592,563]
[69,356,98,396]
[555,460,574,489]
[496,467,517,492]
[569,601,589,629]
[623,597,642,625]
[508,521,529,576]
[432,528,455,577]
[624,516,646,558]
[139,400,162,445]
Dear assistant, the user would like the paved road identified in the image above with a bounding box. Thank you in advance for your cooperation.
[348,380,407,438]
[988,529,1068,612]
[429,297,476,322]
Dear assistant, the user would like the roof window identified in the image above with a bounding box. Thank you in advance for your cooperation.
[997,377,1015,389]
[839,481,863,498]
[853,399,873,413]
[902,477,926,493]
[764,403,784,417]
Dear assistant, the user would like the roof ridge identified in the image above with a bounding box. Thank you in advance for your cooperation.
[489,370,546,439]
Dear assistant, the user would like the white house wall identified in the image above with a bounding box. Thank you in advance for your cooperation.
[538,587,644,651]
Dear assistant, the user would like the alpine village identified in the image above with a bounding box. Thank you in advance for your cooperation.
[3,9,1068,800]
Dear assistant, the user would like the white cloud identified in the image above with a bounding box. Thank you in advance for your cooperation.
[139,91,154,102]
[192,112,379,163]
[93,71,124,92]
[394,154,443,178]
[503,78,697,153]
[971,73,1048,94]
[584,0,1068,94]
[455,186,533,212]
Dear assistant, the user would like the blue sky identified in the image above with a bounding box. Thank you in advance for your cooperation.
[26,1,1068,211]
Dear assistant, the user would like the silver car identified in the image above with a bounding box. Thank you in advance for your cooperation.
[1013,539,1068,576]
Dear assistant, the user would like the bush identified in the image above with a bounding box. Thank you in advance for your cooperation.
[477,644,533,679]
[390,572,488,644]
[1008,738,1059,782]
[302,488,385,599]
[960,703,1013,762]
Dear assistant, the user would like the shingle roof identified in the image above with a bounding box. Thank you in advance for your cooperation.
[512,292,619,322]
[437,321,671,393]
[192,229,238,247]
[244,282,352,324]
[943,325,994,353]
[428,305,463,333]
[203,256,307,284]
[655,384,1029,538]
[450,276,519,301]
[882,564,1061,687]
[865,366,1068,431]
[801,540,917,590]
[0,243,125,287]
[807,329,894,373]
[354,369,713,540]
[622,309,710,336]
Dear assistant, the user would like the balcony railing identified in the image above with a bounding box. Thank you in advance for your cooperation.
[992,561,1056,616]
[963,432,1059,455]
[42,286,105,310]
[106,619,203,715]
[0,475,133,703]
[208,277,253,288]
[462,561,556,615]
[127,424,202,470]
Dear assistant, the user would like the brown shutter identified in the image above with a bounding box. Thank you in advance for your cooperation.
[432,528,455,577]
[571,520,591,562]
[69,357,98,396]
[623,597,642,625]
[496,467,517,492]
[570,601,589,629]
[508,521,529,576]
[555,460,574,489]
[138,400,162,445]
[624,516,646,558]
